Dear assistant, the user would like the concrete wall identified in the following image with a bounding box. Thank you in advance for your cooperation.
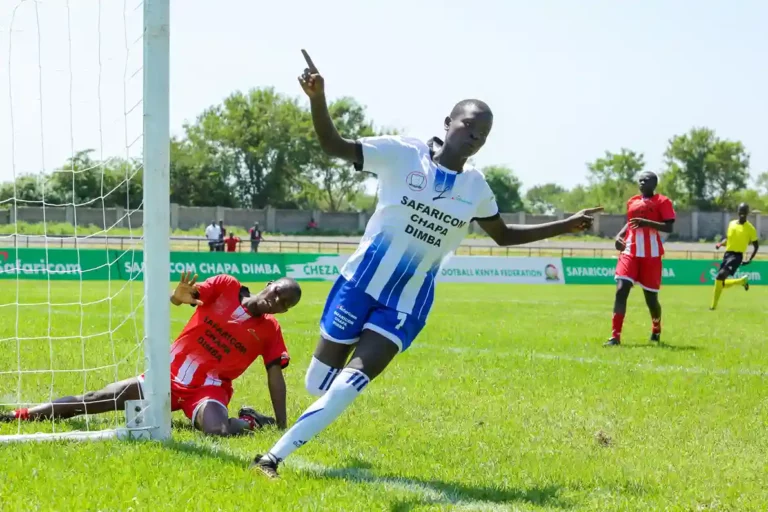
[1,205,766,240]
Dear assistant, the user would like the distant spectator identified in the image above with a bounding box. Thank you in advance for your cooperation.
[225,232,240,252]
[250,222,263,253]
[217,220,226,251]
[205,221,221,252]
[307,217,318,231]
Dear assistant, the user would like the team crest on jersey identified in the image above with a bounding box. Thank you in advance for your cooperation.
[432,169,456,201]
[229,306,250,324]
[406,171,427,191]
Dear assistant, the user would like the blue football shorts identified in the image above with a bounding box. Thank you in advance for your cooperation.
[319,276,425,352]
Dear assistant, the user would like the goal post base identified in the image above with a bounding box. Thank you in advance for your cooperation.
[0,427,158,444]
[0,400,161,443]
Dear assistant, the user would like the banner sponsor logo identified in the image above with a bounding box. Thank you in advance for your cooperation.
[437,257,564,284]
[699,262,761,283]
[563,258,764,285]
[284,255,347,281]
[1,248,764,286]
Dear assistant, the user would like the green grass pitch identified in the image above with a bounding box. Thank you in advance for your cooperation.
[1,281,767,511]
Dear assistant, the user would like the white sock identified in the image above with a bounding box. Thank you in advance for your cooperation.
[304,356,341,397]
[266,368,370,462]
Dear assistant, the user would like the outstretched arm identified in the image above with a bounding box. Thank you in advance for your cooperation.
[630,218,675,234]
[266,363,287,429]
[615,223,629,252]
[743,241,759,265]
[477,207,603,247]
[299,50,361,165]
[169,271,203,307]
[715,236,727,249]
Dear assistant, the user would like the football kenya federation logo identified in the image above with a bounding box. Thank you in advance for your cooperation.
[544,264,560,281]
[406,171,427,192]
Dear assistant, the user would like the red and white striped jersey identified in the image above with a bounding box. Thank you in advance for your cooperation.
[169,274,289,389]
[623,194,675,258]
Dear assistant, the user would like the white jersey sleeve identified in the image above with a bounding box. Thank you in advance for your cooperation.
[474,179,499,220]
[356,136,422,178]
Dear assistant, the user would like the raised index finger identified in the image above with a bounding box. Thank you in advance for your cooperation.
[301,49,319,73]
[583,206,604,215]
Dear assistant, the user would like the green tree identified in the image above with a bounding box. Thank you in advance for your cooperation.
[558,185,591,214]
[0,175,47,204]
[483,166,524,213]
[707,140,749,208]
[756,171,768,196]
[48,150,102,206]
[585,148,644,213]
[664,128,750,210]
[184,88,315,209]
[306,97,376,211]
[525,183,566,214]
[169,137,238,208]
[587,148,645,184]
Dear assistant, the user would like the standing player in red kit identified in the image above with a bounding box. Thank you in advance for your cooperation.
[605,171,675,346]
[1,273,302,434]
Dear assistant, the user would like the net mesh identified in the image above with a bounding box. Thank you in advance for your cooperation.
[0,0,147,437]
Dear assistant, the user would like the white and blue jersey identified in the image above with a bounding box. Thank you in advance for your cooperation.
[320,135,499,351]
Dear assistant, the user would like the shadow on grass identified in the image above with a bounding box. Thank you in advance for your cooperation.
[659,342,701,352]
[163,439,250,467]
[618,342,702,351]
[161,443,572,508]
[296,457,571,510]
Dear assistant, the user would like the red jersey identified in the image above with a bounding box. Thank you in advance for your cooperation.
[623,194,675,258]
[169,274,289,390]
[225,237,240,252]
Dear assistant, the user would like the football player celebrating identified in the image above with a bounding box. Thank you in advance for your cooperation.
[710,202,759,310]
[606,171,675,346]
[251,49,602,477]
[1,273,302,435]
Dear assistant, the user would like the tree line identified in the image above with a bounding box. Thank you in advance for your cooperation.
[1,87,765,214]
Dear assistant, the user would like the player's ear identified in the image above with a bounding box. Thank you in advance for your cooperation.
[444,116,451,131]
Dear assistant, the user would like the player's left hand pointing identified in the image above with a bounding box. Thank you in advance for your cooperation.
[565,207,603,233]
[298,49,325,98]
[172,271,203,306]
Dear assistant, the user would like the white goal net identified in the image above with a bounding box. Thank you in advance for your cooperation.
[0,0,170,442]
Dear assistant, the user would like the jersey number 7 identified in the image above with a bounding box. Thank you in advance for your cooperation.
[395,312,407,330]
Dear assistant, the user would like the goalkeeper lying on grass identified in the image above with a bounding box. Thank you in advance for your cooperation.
[1,272,302,436]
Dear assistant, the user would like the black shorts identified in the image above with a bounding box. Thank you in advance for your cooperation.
[719,251,743,277]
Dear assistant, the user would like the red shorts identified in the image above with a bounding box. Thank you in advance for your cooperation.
[138,375,233,421]
[615,254,662,292]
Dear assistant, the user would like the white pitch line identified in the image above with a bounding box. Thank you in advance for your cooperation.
[288,457,518,511]
[177,441,518,511]
[418,344,767,378]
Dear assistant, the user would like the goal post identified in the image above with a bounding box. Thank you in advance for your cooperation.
[142,0,172,441]
[0,0,171,442]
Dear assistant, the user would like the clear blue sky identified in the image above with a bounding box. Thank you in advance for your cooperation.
[2,0,766,193]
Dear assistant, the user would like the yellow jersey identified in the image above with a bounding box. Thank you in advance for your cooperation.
[725,220,758,253]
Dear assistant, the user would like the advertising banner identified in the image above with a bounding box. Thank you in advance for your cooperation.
[2,248,763,286]
[0,248,110,280]
[562,257,766,285]
[437,256,564,284]
[283,255,566,284]
[120,251,285,282]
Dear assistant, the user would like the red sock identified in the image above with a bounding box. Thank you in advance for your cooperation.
[611,313,625,340]
[14,408,29,421]
[239,414,257,430]
[652,317,661,335]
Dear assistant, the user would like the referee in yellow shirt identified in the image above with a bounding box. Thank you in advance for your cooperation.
[711,203,760,310]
